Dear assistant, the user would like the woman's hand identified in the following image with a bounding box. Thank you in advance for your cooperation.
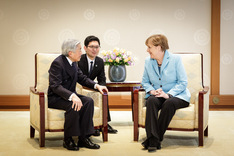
[150,88,169,99]
[150,90,160,96]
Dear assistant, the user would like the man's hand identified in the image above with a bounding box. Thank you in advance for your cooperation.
[71,94,83,111]
[96,84,108,94]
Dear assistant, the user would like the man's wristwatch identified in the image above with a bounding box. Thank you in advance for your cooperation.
[167,93,173,98]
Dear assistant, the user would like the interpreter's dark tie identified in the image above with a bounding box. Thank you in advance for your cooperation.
[89,61,93,76]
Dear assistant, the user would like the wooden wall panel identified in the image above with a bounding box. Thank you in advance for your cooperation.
[209,0,234,109]
[0,95,131,111]
[211,0,220,95]
[0,95,30,111]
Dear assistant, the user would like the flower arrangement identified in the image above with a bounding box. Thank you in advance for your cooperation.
[101,47,134,66]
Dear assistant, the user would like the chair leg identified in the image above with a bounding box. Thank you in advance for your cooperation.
[204,126,208,136]
[133,89,139,141]
[102,125,108,142]
[39,129,45,147]
[198,128,204,146]
[30,125,35,138]
[133,104,139,141]
[134,124,139,141]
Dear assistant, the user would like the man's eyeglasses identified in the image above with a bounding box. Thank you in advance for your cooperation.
[87,46,101,50]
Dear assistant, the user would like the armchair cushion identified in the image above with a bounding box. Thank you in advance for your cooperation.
[139,90,195,129]
[82,88,103,126]
[47,108,64,130]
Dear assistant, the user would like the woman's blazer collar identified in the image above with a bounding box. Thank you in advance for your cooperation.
[150,50,171,76]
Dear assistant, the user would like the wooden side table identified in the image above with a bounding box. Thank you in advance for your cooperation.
[106,81,142,118]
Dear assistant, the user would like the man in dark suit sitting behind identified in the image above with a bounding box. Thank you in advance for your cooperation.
[48,39,108,151]
[78,35,118,135]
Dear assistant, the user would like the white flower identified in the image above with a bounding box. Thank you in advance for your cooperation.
[127,51,132,56]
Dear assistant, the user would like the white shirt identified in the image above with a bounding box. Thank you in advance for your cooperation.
[66,56,73,66]
[66,56,97,101]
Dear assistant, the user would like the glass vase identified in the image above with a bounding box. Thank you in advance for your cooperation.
[108,65,126,82]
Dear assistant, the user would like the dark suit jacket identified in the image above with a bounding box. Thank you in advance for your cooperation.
[78,54,106,86]
[48,55,96,105]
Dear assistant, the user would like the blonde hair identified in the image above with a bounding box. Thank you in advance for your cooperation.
[145,34,169,51]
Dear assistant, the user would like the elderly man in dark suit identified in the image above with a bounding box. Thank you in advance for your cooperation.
[78,35,118,135]
[48,39,108,151]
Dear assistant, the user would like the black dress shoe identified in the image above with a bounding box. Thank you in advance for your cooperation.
[78,138,100,149]
[108,124,118,133]
[147,137,161,152]
[141,140,149,149]
[63,137,79,151]
[92,129,100,136]
[157,143,161,150]
[148,146,157,152]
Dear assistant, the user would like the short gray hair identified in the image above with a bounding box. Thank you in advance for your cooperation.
[61,39,80,56]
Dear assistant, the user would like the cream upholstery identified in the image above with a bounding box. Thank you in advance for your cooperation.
[133,53,209,146]
[82,88,103,126]
[30,53,108,147]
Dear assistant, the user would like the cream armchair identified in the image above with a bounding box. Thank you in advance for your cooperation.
[30,53,108,147]
[133,53,209,146]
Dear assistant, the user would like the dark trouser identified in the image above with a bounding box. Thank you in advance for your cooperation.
[145,96,189,142]
[48,94,95,140]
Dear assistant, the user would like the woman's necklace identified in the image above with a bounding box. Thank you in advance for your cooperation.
[157,60,162,67]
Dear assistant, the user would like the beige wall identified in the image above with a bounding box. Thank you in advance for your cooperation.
[0,0,212,95]
[220,0,234,94]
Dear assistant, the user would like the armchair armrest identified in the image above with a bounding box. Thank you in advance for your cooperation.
[30,87,39,94]
[30,86,46,134]
[200,86,209,94]
[82,87,108,107]
[82,86,96,91]
[81,86,108,141]
[133,89,145,141]
[138,88,145,92]
[197,86,209,112]
[198,85,209,146]
[30,87,46,100]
